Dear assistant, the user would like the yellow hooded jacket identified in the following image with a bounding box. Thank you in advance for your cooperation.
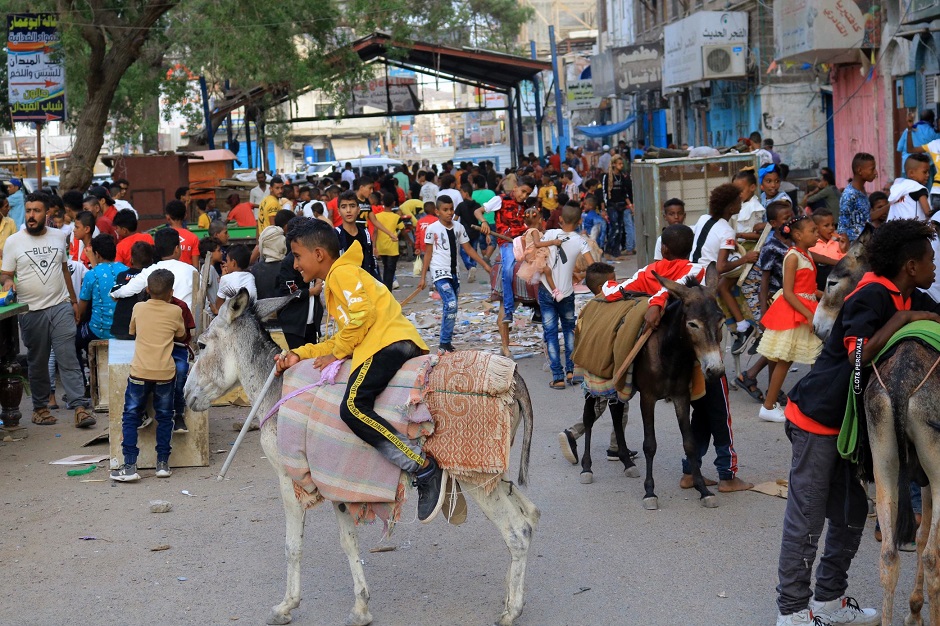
[293,240,428,369]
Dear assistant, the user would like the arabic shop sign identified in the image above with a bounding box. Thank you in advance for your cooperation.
[612,43,663,95]
[663,11,748,88]
[775,0,883,64]
[7,13,67,123]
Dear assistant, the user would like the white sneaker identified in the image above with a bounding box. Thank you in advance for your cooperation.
[759,403,786,423]
[810,597,880,625]
[392,279,400,290]
[468,267,477,283]
[776,609,823,625]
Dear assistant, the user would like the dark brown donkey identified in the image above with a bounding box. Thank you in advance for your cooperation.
[580,264,727,509]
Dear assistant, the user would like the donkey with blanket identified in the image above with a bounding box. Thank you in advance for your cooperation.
[184,291,539,626]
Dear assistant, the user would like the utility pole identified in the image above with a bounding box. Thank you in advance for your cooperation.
[549,25,567,158]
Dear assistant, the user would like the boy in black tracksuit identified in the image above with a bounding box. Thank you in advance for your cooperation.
[277,219,323,350]
[775,219,940,626]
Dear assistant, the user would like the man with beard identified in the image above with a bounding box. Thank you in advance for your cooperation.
[1,192,94,428]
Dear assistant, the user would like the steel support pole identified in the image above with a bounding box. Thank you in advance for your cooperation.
[530,41,544,161]
[549,25,566,158]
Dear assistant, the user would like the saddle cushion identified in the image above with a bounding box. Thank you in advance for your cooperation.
[572,296,649,381]
[277,357,433,512]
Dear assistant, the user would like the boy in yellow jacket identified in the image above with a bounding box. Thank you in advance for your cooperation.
[275,218,447,522]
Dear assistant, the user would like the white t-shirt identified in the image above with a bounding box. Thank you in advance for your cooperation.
[111,258,199,310]
[424,220,469,282]
[341,169,356,187]
[439,188,462,209]
[114,199,137,217]
[299,200,327,219]
[67,259,87,297]
[921,139,940,195]
[1,228,71,310]
[420,182,440,204]
[887,178,929,221]
[653,235,663,261]
[734,196,766,234]
[691,214,737,265]
[250,185,267,206]
[217,270,257,302]
[540,229,591,298]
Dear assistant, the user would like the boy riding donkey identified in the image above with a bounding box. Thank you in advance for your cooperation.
[274,219,448,522]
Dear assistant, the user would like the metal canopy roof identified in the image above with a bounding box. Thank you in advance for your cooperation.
[347,32,552,92]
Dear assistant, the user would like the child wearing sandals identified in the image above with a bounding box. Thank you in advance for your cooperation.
[516,207,563,300]
[736,201,794,404]
[755,215,823,423]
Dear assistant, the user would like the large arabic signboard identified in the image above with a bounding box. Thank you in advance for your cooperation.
[776,0,883,64]
[7,13,66,123]
[351,77,419,114]
[613,43,663,95]
[663,11,747,89]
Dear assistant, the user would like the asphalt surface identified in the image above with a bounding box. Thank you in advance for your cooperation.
[0,262,921,626]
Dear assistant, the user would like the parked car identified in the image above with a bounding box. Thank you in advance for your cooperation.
[22,176,60,195]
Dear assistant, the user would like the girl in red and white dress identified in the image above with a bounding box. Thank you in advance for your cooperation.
[756,215,824,422]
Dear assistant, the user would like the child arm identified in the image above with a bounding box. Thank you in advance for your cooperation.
[368,211,397,241]
[781,253,815,322]
[759,270,771,316]
[461,241,491,273]
[918,194,931,220]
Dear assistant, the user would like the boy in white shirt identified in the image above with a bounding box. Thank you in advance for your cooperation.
[110,228,198,310]
[214,244,257,313]
[541,204,593,389]
[887,154,932,221]
[418,195,491,354]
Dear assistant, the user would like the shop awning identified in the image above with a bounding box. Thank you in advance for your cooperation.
[575,117,636,138]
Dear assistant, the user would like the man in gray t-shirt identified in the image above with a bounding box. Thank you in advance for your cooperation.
[1,192,93,428]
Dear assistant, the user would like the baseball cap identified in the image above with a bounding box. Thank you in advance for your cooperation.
[8,178,21,188]
[88,185,115,205]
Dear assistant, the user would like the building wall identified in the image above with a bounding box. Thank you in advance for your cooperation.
[756,83,830,172]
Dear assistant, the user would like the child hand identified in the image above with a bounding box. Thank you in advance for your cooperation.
[417,278,426,291]
[481,262,492,274]
[313,354,337,370]
[275,351,300,376]
[744,250,759,264]
[643,306,663,329]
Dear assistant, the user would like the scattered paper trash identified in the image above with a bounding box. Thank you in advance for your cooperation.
[181,490,196,497]
[750,480,788,499]
[177,577,187,582]
[149,500,173,513]
[50,454,110,466]
[79,536,97,541]
[151,544,171,552]
[718,592,728,598]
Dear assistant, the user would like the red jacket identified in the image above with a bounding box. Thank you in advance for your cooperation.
[601,258,707,309]
[494,195,527,239]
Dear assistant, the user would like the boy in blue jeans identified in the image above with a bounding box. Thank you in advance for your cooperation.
[111,269,186,482]
[541,204,593,388]
[418,195,491,354]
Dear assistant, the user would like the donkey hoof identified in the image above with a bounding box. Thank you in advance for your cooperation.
[495,611,519,626]
[579,471,593,484]
[266,611,292,625]
[344,611,373,626]
[642,496,659,510]
[904,614,924,626]
[701,495,719,508]
[623,466,641,478]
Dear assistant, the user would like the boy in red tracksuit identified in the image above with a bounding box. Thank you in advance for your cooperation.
[600,224,753,493]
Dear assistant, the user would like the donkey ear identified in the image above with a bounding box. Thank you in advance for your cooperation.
[254,291,301,321]
[703,262,719,298]
[857,223,874,247]
[225,288,252,323]
[652,270,689,300]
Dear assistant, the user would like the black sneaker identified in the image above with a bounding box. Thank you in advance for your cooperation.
[608,447,639,461]
[747,329,762,355]
[173,415,188,433]
[558,429,578,464]
[731,325,756,355]
[138,415,153,430]
[155,461,172,478]
[414,459,447,523]
[437,343,456,355]
[110,463,140,482]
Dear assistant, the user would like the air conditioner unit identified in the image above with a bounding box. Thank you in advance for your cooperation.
[927,75,939,107]
[702,44,747,80]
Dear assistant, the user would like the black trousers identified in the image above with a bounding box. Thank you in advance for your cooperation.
[380,255,399,292]
[339,340,425,473]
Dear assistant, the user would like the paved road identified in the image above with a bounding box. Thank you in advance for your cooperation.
[0,269,919,625]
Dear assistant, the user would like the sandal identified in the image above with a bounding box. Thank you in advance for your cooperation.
[549,380,566,390]
[31,408,57,425]
[74,406,96,429]
[566,372,573,385]
[736,373,764,403]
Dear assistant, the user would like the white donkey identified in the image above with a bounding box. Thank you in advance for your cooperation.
[184,291,539,626]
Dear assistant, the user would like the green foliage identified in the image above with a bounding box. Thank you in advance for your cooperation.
[0,0,532,143]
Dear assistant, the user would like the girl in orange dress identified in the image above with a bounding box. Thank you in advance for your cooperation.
[756,215,824,422]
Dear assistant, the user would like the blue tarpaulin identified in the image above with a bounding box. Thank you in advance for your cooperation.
[575,116,636,138]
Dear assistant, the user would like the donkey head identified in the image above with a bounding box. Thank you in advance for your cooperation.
[814,224,872,340]
[653,263,725,381]
[184,290,296,411]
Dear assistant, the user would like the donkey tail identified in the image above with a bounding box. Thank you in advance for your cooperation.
[513,369,534,487]
[891,383,916,550]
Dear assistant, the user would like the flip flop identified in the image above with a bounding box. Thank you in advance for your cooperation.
[549,380,566,390]
[736,373,764,403]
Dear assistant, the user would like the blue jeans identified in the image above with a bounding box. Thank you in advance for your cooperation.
[538,286,575,381]
[434,277,459,345]
[459,247,476,271]
[623,208,636,252]
[499,242,516,319]
[605,206,624,256]
[121,377,175,464]
[172,345,189,418]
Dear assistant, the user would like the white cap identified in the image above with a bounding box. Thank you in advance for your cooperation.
[602,144,610,150]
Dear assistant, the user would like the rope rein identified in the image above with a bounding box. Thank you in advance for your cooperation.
[871,352,940,396]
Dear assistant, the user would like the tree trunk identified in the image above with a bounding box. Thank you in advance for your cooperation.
[60,85,118,192]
